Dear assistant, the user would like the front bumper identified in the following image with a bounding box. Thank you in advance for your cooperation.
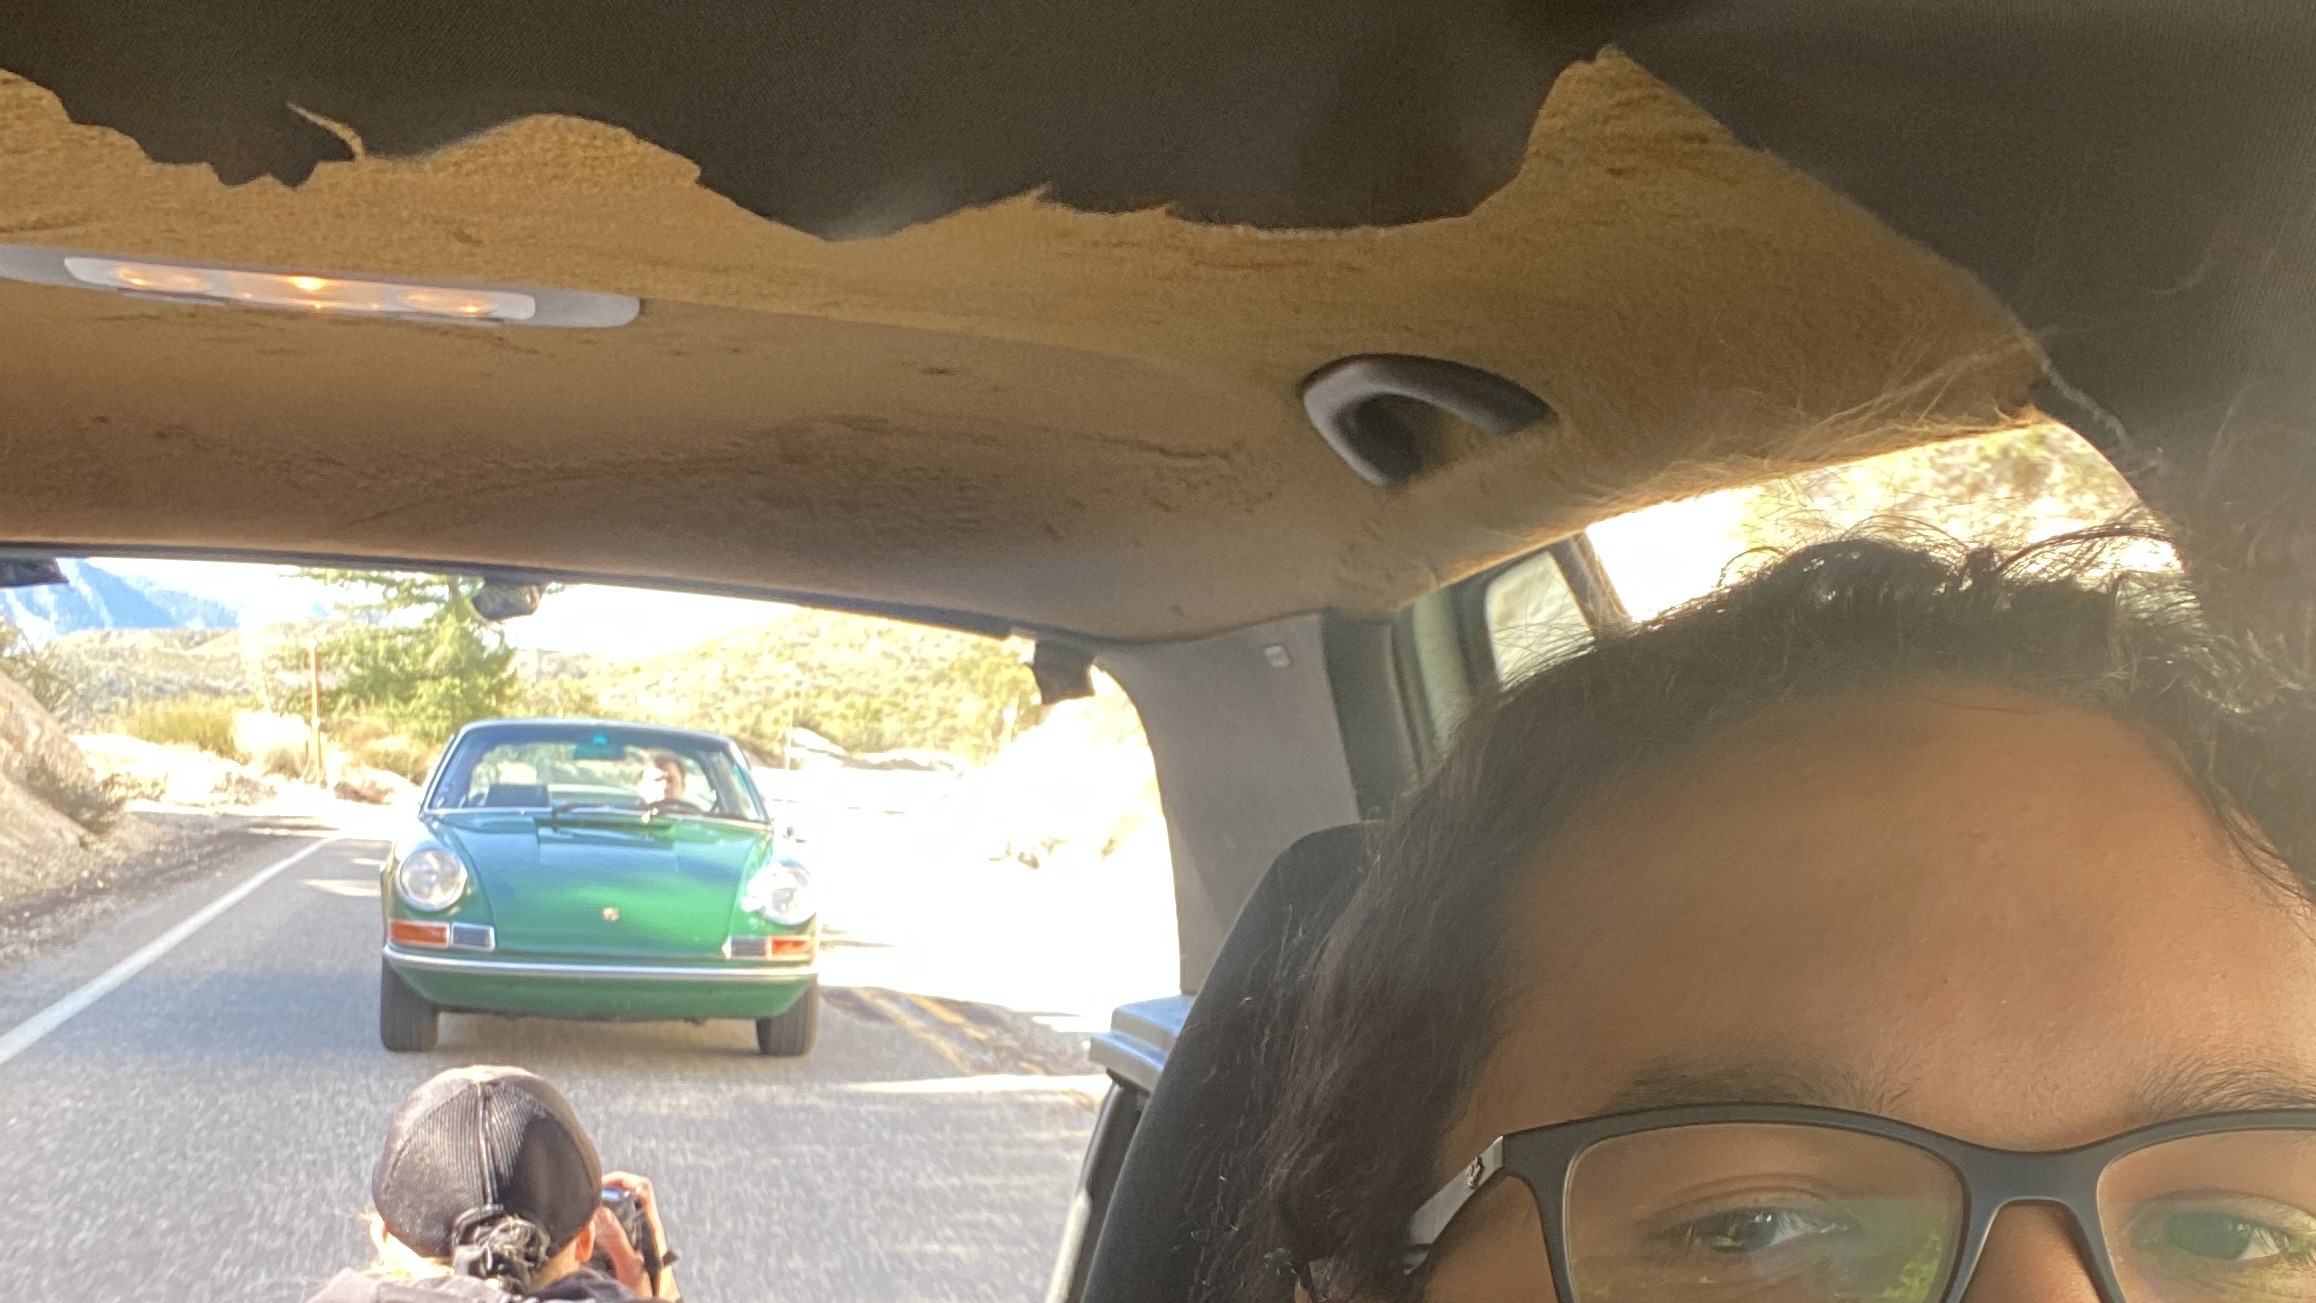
[385,945,817,1020]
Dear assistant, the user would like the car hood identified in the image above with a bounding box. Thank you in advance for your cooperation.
[429,810,771,959]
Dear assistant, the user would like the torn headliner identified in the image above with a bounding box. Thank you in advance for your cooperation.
[108,0,2316,652]
[10,1,2316,644]
[0,43,2051,641]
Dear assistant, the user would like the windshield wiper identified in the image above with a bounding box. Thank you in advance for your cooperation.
[538,802,767,828]
[546,801,646,818]
[675,810,772,828]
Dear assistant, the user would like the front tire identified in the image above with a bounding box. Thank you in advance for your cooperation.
[755,982,818,1057]
[380,960,440,1052]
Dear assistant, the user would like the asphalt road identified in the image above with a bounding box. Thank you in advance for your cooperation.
[0,830,1099,1302]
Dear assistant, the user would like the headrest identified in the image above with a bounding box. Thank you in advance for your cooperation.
[1082,823,1366,1303]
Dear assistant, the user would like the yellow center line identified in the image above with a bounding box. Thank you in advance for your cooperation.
[851,988,983,1075]
[904,992,995,1042]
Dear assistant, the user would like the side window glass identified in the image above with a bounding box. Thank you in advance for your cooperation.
[1485,549,1592,684]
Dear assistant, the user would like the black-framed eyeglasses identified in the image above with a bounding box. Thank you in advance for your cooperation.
[1406,1104,2316,1303]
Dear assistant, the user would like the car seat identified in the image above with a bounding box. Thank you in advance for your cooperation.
[482,783,552,808]
[1080,822,1368,1303]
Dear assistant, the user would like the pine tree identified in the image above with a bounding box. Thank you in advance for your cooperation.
[292,572,518,744]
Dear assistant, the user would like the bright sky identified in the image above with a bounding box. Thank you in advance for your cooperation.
[92,559,789,660]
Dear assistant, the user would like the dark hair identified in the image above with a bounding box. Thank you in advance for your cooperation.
[1223,530,2316,1303]
[450,1209,558,1295]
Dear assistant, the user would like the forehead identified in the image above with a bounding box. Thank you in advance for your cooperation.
[1446,684,2316,1160]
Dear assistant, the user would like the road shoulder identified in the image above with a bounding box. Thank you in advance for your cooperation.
[0,816,364,1032]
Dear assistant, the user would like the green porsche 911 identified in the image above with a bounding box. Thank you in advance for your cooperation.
[377,718,818,1057]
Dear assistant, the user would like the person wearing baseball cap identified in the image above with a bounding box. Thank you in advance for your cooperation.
[306,1066,679,1302]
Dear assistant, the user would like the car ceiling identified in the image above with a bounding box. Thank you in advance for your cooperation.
[4,2,2312,650]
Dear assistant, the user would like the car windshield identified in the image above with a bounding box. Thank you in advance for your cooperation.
[431,725,768,821]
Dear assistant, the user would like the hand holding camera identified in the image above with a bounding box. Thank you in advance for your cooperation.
[589,1171,679,1300]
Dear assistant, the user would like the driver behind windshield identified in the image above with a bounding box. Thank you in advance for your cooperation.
[634,752,693,810]
[1222,531,2316,1303]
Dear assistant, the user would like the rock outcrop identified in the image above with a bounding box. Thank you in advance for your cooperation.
[0,667,138,902]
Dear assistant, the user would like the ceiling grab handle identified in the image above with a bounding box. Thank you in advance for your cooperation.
[1299,354,1551,488]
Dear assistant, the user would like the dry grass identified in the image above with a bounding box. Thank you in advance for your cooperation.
[256,742,309,780]
[17,751,123,833]
[351,733,434,784]
[114,698,242,758]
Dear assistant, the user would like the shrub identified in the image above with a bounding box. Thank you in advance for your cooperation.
[353,734,436,784]
[0,618,77,716]
[328,714,391,749]
[514,677,602,719]
[19,752,124,834]
[116,699,242,758]
[258,742,310,780]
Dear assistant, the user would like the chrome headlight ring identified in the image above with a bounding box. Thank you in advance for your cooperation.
[742,858,814,926]
[395,846,470,913]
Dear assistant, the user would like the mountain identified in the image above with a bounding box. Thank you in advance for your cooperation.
[36,628,266,725]
[0,560,238,644]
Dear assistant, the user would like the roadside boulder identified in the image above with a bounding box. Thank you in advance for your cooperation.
[0,668,118,833]
[333,764,418,806]
[0,666,147,907]
[74,732,274,808]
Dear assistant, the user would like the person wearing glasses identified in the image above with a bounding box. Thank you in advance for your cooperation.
[1226,531,2316,1303]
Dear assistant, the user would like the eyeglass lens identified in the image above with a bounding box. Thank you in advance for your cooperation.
[2099,1131,2316,1303]
[1561,1124,2316,1303]
[1566,1124,1964,1303]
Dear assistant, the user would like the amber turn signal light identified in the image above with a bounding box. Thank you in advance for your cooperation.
[390,919,451,948]
[725,934,815,961]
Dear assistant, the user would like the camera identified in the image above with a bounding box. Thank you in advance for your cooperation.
[589,1184,671,1282]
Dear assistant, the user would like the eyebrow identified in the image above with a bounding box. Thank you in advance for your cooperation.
[1598,1056,1904,1114]
[2130,1061,2316,1120]
[1597,1057,2316,1128]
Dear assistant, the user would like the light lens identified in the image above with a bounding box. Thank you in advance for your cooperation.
[725,934,816,961]
[395,847,469,913]
[395,286,505,317]
[111,262,218,294]
[388,919,451,948]
[2100,1129,2316,1303]
[741,859,814,925]
[61,256,537,322]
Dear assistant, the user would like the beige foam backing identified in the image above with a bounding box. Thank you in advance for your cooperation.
[0,50,2038,639]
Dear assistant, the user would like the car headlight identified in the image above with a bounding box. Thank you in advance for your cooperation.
[742,858,814,926]
[395,847,469,913]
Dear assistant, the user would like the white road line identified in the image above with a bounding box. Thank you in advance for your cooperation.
[0,835,339,1069]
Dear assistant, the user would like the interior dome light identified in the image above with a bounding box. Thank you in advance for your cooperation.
[0,244,639,328]
[65,256,540,321]
[111,262,218,294]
